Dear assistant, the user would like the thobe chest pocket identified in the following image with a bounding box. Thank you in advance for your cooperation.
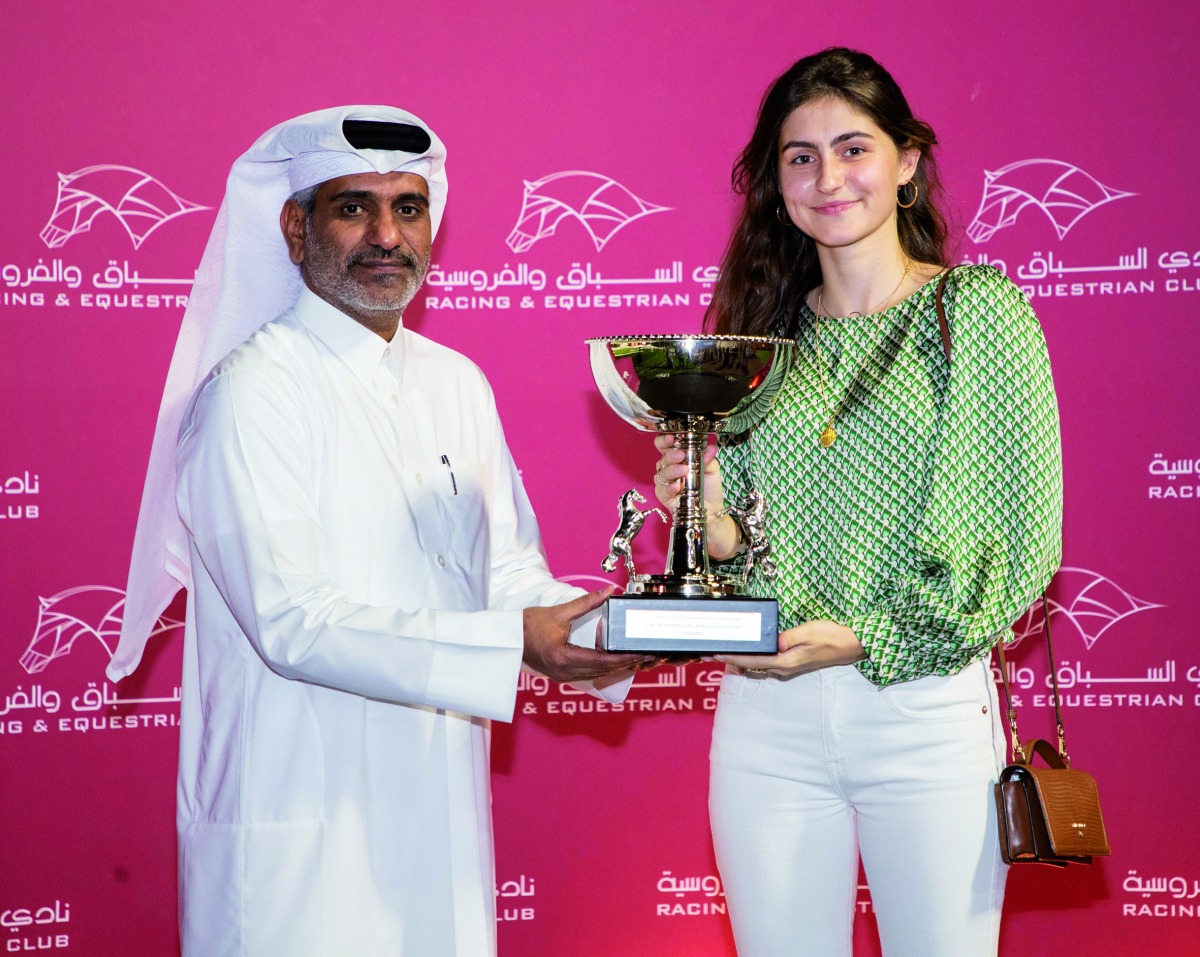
[428,456,489,572]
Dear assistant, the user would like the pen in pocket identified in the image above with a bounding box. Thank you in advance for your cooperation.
[440,454,458,495]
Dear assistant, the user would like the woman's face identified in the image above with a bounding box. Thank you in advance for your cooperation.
[777,96,918,256]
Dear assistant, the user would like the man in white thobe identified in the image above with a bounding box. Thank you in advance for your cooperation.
[108,106,645,957]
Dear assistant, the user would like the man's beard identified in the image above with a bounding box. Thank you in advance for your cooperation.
[302,225,429,319]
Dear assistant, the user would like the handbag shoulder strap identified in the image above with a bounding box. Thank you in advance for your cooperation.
[935,266,956,364]
[996,596,1071,766]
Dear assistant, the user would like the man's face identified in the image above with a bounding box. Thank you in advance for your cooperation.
[282,171,432,338]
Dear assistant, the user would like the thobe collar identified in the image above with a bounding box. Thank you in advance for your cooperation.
[294,287,408,386]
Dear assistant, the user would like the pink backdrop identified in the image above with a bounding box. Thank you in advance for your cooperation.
[3,2,1199,954]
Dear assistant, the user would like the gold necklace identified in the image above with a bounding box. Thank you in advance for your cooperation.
[812,265,910,449]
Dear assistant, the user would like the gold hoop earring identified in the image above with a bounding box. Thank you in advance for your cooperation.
[776,204,793,226]
[897,181,918,209]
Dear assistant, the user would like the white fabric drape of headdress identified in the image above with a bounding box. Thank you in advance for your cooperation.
[108,105,448,680]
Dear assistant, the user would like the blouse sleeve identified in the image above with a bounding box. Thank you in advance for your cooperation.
[847,267,1063,686]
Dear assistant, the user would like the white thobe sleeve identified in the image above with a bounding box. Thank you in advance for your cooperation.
[177,369,524,722]
[482,406,633,703]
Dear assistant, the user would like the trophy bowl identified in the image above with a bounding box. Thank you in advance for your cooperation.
[586,335,794,653]
[588,334,793,437]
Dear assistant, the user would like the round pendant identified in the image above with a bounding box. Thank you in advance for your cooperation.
[819,425,837,448]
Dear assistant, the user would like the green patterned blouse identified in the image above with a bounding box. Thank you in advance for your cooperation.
[718,265,1062,687]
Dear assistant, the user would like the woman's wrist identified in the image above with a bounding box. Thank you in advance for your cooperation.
[706,511,745,561]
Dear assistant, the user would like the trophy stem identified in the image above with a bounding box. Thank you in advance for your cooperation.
[664,425,711,578]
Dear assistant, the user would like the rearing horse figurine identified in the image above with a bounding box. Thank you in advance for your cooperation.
[601,488,666,578]
[724,489,775,586]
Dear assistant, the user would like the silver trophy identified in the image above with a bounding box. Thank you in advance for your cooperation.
[587,335,794,653]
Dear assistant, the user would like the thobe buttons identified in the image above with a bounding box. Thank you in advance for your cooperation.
[388,394,399,406]
[436,555,447,567]
[415,473,423,484]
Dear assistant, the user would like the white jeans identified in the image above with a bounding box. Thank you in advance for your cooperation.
[709,660,1008,957]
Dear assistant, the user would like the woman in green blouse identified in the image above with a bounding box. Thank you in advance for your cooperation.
[653,48,1061,957]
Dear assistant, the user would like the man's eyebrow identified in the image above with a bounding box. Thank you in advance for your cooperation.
[780,130,876,151]
[327,189,429,205]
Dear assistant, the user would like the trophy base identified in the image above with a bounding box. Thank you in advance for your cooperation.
[626,574,741,598]
[601,593,778,654]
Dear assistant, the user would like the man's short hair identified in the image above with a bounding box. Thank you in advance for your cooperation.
[290,185,319,217]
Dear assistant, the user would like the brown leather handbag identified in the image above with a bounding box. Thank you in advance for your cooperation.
[994,599,1111,867]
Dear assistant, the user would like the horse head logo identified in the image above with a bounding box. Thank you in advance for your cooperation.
[966,159,1134,244]
[20,585,183,674]
[1010,567,1163,651]
[505,171,669,253]
[39,165,210,249]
